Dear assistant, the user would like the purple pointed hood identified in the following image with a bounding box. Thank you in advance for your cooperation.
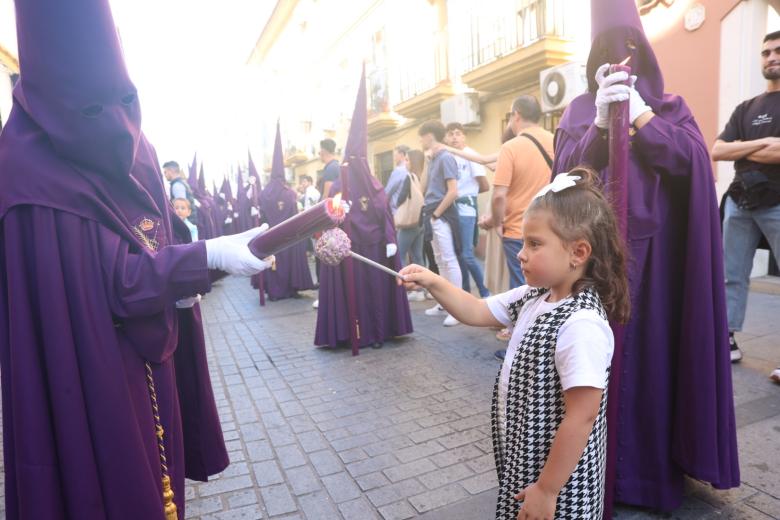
[259,121,288,205]
[259,121,297,226]
[198,164,207,195]
[586,0,666,107]
[331,65,389,243]
[247,150,262,195]
[188,154,199,194]
[13,0,141,178]
[558,0,691,141]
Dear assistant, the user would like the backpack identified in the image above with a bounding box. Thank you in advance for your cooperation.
[394,172,424,229]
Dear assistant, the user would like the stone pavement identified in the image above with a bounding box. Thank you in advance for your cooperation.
[179,276,780,520]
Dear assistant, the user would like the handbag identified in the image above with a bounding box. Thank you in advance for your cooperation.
[394,172,425,229]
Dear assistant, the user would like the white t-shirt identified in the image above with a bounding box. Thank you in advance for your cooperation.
[303,185,321,210]
[454,147,485,217]
[486,285,613,445]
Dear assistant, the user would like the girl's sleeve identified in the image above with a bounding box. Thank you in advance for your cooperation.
[485,286,530,328]
[555,311,614,391]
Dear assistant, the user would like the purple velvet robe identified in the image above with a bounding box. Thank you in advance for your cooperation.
[314,68,412,347]
[258,123,315,300]
[553,0,739,511]
[0,0,228,517]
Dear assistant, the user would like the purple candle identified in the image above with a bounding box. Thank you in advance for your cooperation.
[608,57,631,240]
[248,196,346,259]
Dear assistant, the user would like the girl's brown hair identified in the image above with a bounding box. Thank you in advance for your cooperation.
[527,167,631,324]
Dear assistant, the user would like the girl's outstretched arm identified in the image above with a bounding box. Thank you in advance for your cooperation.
[399,264,501,328]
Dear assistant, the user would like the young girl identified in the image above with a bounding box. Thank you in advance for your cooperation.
[399,168,630,519]
[173,197,199,242]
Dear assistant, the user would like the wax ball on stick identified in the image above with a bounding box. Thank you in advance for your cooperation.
[315,228,406,281]
[315,228,352,266]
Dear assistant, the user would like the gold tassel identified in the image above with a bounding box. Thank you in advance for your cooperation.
[162,475,178,520]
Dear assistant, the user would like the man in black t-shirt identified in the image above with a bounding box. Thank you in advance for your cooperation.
[712,30,780,383]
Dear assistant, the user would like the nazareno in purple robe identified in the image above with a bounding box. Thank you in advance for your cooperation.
[219,176,239,236]
[247,152,264,289]
[188,158,218,240]
[553,0,739,512]
[315,67,413,348]
[0,0,228,518]
[258,122,316,301]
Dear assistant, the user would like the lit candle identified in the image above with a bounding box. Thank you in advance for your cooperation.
[608,57,631,239]
[248,195,345,259]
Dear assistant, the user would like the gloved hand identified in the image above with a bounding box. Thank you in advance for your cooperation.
[250,207,260,217]
[341,200,352,214]
[233,212,240,218]
[593,63,631,129]
[386,243,397,258]
[205,224,274,276]
[225,217,233,225]
[193,199,201,208]
[176,294,202,309]
[628,75,652,124]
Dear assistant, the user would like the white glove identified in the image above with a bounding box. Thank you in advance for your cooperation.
[250,207,260,217]
[628,75,652,124]
[218,193,226,200]
[224,217,233,224]
[342,200,352,214]
[193,199,201,208]
[176,294,202,309]
[205,224,274,276]
[233,212,240,218]
[386,243,397,258]
[594,63,631,129]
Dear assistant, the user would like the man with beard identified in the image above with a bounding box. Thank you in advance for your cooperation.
[712,30,780,382]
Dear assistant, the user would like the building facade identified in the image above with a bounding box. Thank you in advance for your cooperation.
[247,0,779,273]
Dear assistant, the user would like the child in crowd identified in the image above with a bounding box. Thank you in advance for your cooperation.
[173,197,198,242]
[399,168,630,519]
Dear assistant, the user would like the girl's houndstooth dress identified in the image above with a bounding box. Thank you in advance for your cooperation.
[491,287,610,519]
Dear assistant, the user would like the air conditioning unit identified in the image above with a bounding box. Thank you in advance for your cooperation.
[539,62,587,113]
[440,93,481,127]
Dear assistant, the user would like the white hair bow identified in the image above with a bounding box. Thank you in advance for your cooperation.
[533,173,581,200]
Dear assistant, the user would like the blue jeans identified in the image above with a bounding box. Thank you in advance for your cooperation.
[458,215,489,296]
[502,238,526,289]
[723,197,780,331]
[397,226,424,267]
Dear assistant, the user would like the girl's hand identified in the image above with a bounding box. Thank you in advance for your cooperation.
[515,483,557,520]
[398,264,436,291]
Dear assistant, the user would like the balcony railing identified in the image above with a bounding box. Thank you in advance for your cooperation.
[461,0,578,73]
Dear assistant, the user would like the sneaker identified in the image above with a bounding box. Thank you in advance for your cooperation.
[312,299,319,309]
[443,315,459,327]
[729,332,742,363]
[770,368,780,385]
[407,291,426,302]
[494,349,507,361]
[496,328,511,341]
[425,304,446,316]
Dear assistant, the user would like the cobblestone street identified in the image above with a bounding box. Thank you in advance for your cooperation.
[1,274,776,520]
[178,275,780,520]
